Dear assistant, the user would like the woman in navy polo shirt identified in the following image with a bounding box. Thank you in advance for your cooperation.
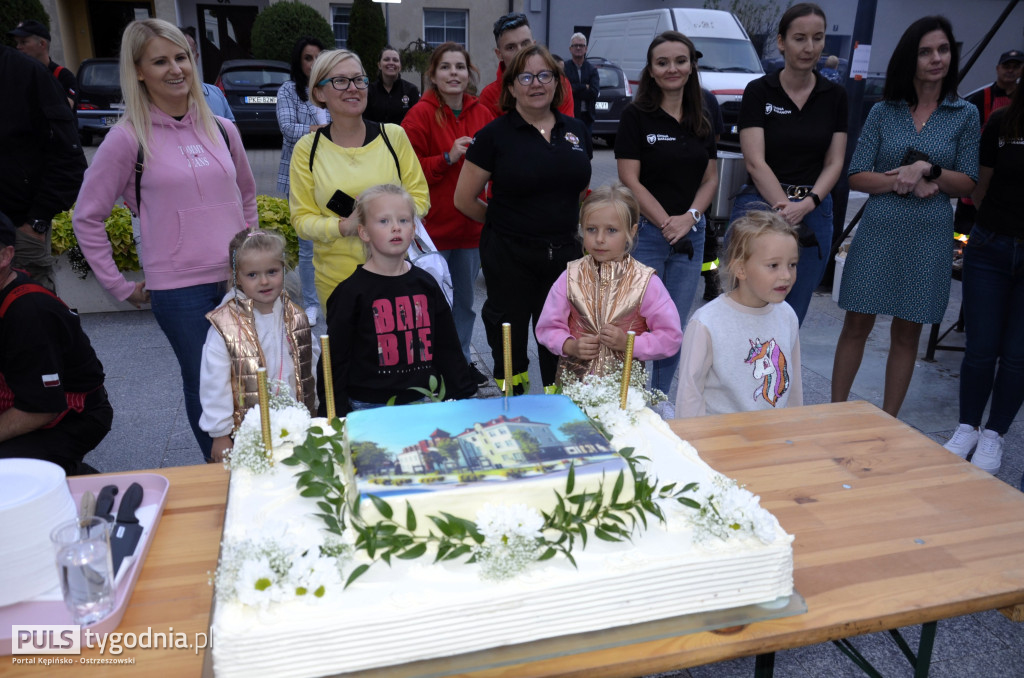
[733,2,848,325]
[455,45,592,394]
[615,31,717,405]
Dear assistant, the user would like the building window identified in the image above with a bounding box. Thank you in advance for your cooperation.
[332,5,351,49]
[424,9,467,48]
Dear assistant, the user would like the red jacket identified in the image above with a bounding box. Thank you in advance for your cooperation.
[401,89,495,250]
[478,61,575,118]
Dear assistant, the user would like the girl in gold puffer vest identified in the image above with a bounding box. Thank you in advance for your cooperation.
[200,230,318,462]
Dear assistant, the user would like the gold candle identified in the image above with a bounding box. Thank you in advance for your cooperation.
[502,322,513,397]
[320,335,336,420]
[256,367,273,456]
[620,331,636,410]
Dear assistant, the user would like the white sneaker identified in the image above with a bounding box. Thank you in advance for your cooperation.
[305,306,319,325]
[943,424,979,459]
[971,430,1003,474]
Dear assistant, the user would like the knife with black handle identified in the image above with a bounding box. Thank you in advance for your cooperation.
[95,484,119,523]
[110,482,144,576]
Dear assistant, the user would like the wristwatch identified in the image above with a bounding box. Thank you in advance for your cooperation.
[924,164,943,181]
[807,192,822,207]
[29,218,50,234]
[687,208,702,222]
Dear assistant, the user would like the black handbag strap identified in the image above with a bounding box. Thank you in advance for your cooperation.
[307,121,401,180]
[135,118,229,215]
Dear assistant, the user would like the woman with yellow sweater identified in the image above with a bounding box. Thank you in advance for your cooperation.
[289,50,429,306]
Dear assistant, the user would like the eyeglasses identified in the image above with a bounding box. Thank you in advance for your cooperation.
[317,75,370,91]
[493,13,528,39]
[516,70,554,86]
[570,43,587,49]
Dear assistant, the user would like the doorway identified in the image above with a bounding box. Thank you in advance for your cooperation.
[87,1,152,58]
[195,5,259,83]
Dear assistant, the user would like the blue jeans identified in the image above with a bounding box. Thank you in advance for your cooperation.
[632,214,705,396]
[298,237,319,311]
[439,247,480,362]
[958,225,1024,435]
[730,189,833,325]
[150,282,225,460]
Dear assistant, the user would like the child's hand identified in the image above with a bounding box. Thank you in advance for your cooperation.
[210,436,232,464]
[564,334,600,359]
[598,325,628,352]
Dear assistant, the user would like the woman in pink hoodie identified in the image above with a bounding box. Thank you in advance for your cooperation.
[72,19,257,461]
[401,42,494,381]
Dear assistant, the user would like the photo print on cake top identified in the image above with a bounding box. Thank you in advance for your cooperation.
[345,395,623,499]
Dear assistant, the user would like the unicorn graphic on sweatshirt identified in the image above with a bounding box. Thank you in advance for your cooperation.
[744,337,789,407]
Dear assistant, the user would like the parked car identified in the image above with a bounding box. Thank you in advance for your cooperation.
[215,59,289,136]
[588,57,632,146]
[76,58,123,146]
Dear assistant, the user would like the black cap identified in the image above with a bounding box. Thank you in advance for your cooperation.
[999,50,1023,65]
[0,212,16,248]
[8,19,50,42]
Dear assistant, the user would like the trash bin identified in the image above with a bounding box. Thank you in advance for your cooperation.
[709,150,747,223]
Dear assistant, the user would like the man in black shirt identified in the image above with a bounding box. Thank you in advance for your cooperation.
[0,45,86,291]
[8,19,78,108]
[0,213,111,475]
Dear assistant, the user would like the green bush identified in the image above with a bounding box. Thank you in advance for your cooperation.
[51,195,298,277]
[251,1,335,64]
[458,472,483,483]
[348,0,386,79]
[1,0,48,49]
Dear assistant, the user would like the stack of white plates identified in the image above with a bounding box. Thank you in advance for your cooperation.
[0,458,77,606]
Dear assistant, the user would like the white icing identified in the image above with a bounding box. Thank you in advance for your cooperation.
[212,407,793,678]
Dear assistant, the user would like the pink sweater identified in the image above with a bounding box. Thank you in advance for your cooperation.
[536,268,682,360]
[72,107,257,300]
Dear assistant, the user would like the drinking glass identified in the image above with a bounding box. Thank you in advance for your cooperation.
[50,516,115,625]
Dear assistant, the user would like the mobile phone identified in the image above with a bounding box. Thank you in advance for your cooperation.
[326,189,355,218]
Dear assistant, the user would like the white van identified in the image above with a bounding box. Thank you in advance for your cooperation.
[587,8,764,142]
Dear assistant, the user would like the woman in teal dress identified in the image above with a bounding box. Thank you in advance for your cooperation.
[832,16,978,417]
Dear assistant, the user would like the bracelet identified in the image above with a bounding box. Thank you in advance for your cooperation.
[443,151,453,166]
[808,192,821,208]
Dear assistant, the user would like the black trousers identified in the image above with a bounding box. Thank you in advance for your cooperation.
[0,387,112,475]
[479,227,582,388]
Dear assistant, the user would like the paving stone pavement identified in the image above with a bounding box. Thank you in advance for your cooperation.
[74,139,1023,678]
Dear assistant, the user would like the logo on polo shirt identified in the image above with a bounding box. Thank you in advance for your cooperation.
[765,104,792,116]
[42,373,61,388]
[646,133,677,144]
[564,131,584,152]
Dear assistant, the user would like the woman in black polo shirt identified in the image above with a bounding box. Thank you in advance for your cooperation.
[733,3,848,325]
[615,31,717,404]
[455,45,592,394]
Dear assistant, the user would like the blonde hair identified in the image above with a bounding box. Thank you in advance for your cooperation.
[229,229,286,289]
[308,50,364,110]
[720,209,800,292]
[353,184,416,259]
[118,19,217,158]
[578,183,640,254]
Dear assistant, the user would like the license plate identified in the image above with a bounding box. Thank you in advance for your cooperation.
[595,101,609,111]
[102,116,119,127]
[245,96,276,104]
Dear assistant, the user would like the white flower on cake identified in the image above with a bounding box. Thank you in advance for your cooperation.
[472,503,544,581]
[687,476,780,545]
[227,385,312,473]
[559,361,665,427]
[215,536,352,608]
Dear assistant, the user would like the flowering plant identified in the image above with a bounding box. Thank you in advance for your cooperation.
[226,386,312,474]
[472,503,544,581]
[676,475,779,545]
[560,360,665,428]
[214,534,353,608]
